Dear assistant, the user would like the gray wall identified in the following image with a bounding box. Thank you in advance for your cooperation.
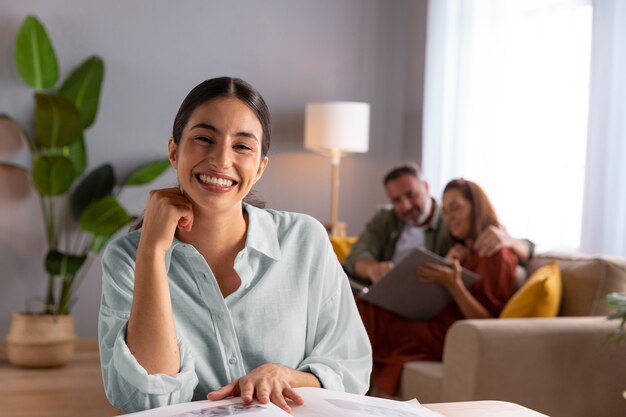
[0,0,427,337]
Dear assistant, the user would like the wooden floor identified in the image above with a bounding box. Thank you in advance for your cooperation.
[0,340,118,417]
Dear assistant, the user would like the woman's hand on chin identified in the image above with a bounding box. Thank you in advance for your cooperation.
[207,364,305,413]
[140,187,194,252]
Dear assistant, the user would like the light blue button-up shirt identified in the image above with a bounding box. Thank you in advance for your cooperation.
[98,204,372,412]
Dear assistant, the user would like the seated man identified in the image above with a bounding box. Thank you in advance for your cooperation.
[343,163,533,284]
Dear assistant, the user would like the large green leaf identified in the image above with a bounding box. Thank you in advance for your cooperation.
[44,249,86,276]
[59,56,104,129]
[124,159,171,186]
[32,154,75,196]
[63,133,87,176]
[34,93,81,148]
[14,15,58,90]
[71,163,115,220]
[79,196,132,235]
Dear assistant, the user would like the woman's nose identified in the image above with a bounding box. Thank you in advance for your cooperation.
[211,143,232,169]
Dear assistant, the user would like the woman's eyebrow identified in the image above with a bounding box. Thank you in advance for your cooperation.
[236,131,259,142]
[190,123,258,142]
[190,123,219,133]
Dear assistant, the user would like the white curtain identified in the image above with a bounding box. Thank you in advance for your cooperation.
[422,0,594,251]
[580,0,626,257]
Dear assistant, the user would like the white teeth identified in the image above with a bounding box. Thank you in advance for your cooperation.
[198,174,233,186]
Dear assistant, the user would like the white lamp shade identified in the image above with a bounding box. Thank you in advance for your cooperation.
[304,102,370,156]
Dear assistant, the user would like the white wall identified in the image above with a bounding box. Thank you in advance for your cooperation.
[0,0,427,337]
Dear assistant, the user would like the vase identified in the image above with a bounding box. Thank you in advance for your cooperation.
[4,312,76,368]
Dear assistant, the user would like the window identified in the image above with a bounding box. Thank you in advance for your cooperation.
[422,0,593,251]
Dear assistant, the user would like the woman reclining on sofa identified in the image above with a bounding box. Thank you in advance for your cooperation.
[357,178,518,396]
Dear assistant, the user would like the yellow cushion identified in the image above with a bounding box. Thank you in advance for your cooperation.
[329,236,357,264]
[500,261,562,318]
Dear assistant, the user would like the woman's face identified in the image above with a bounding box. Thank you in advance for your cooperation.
[442,188,473,241]
[168,97,268,214]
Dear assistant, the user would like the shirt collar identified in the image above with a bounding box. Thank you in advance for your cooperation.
[163,203,281,271]
[243,203,281,261]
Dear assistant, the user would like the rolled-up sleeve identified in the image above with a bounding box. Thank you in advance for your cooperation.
[98,238,199,412]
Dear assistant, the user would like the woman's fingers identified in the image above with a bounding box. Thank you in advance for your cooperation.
[141,187,194,248]
[206,380,238,400]
[283,386,305,406]
[269,384,292,413]
[177,214,193,232]
[255,384,271,404]
[208,364,304,412]
[417,263,456,286]
[418,263,448,276]
[239,378,256,403]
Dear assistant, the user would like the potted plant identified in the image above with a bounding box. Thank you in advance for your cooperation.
[1,15,170,367]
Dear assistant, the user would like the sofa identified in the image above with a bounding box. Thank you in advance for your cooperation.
[397,253,626,417]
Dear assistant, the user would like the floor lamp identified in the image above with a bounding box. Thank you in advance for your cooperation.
[304,101,370,237]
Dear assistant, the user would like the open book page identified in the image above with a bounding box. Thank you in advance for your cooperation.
[121,397,289,417]
[120,388,444,417]
[290,387,444,417]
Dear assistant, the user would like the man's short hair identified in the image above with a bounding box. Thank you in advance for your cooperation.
[383,163,422,186]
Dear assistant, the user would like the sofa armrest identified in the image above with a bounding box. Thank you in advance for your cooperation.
[441,317,626,417]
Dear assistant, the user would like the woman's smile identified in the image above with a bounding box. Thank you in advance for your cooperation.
[195,172,238,189]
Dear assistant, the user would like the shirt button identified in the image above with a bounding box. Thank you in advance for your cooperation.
[229,357,237,365]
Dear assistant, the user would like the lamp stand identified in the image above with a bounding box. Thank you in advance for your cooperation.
[328,153,346,237]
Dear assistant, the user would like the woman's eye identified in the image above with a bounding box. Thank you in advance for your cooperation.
[234,144,252,151]
[195,136,214,144]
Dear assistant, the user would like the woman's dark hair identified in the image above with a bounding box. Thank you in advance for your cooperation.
[172,76,271,158]
[443,178,500,241]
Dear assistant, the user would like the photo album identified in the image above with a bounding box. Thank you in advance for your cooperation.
[122,387,444,417]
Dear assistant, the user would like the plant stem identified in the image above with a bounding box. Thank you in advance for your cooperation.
[44,274,56,313]
[48,196,58,248]
[39,195,53,248]
[70,254,94,298]
[57,274,74,315]
[39,195,57,311]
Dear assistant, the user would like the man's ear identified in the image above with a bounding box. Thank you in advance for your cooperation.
[168,137,177,169]
[255,157,269,182]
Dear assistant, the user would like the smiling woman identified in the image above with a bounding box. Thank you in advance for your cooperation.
[97,77,372,414]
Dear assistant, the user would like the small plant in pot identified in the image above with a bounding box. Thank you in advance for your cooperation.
[1,15,170,367]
